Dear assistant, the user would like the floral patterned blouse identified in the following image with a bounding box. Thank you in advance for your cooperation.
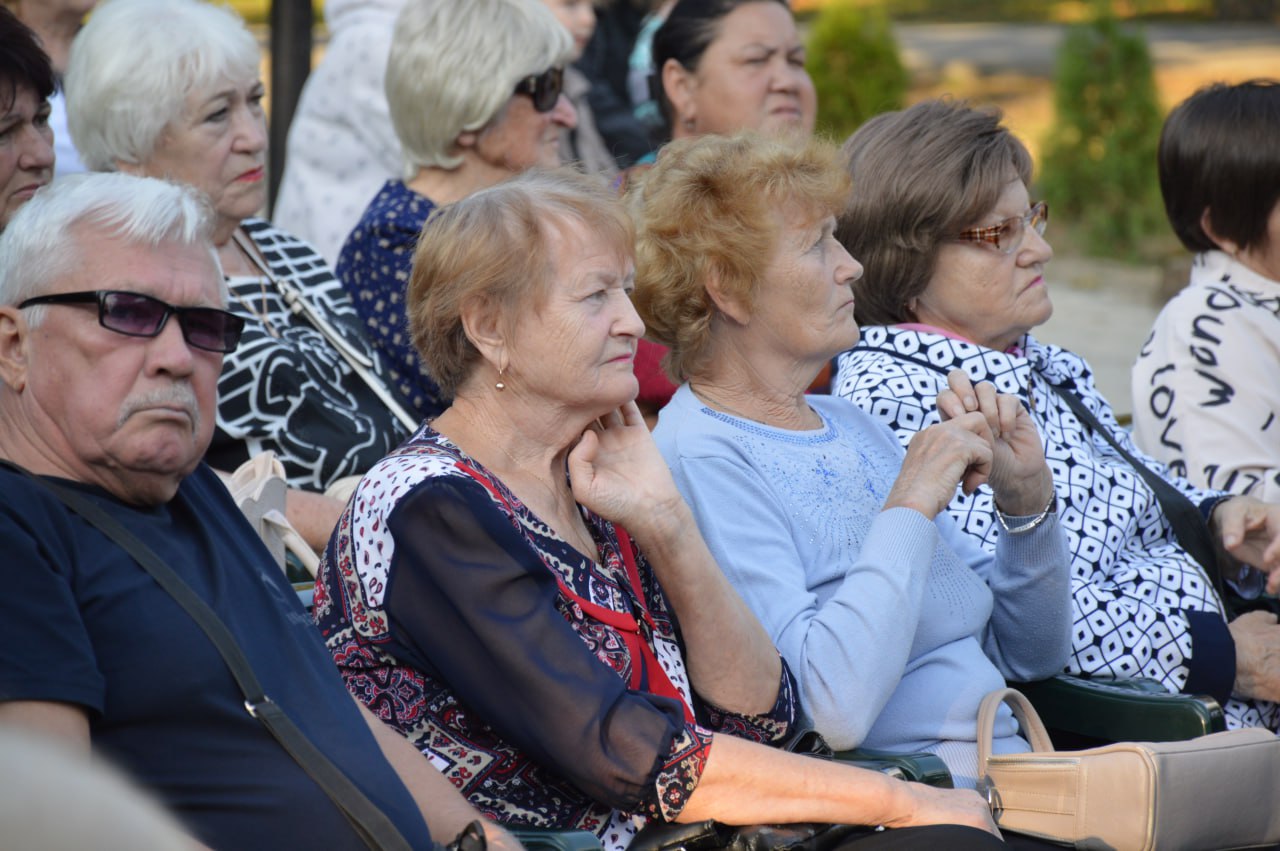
[335,179,445,421]
[312,425,797,851]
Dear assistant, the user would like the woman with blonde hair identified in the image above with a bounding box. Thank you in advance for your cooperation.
[336,0,579,422]
[634,132,1071,804]
[315,166,1004,850]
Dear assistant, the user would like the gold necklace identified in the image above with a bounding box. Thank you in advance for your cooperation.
[228,229,280,338]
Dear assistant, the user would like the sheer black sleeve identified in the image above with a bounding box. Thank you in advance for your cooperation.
[381,477,713,818]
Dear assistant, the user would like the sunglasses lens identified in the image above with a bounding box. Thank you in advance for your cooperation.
[102,292,167,335]
[182,309,243,353]
[536,69,561,112]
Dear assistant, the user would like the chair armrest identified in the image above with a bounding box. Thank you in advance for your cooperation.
[293,580,315,613]
[508,827,604,851]
[831,747,953,788]
[1014,674,1225,743]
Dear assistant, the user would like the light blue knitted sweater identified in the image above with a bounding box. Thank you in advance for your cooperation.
[654,385,1072,787]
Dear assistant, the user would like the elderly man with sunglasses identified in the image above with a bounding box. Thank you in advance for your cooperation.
[0,173,518,851]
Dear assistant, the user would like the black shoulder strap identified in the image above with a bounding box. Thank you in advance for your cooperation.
[1045,382,1231,611]
[4,462,413,851]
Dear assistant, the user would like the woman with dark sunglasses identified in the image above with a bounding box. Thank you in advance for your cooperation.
[65,0,418,555]
[835,98,1280,735]
[335,0,578,425]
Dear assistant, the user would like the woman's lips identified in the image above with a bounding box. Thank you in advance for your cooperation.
[237,166,265,183]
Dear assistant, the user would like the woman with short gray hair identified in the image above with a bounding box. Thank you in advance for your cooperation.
[336,0,578,423]
[66,0,415,552]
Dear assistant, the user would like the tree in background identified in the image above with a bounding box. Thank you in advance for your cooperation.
[1040,7,1165,258]
[807,1,908,141]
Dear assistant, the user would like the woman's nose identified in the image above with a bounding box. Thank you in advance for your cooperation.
[551,93,578,130]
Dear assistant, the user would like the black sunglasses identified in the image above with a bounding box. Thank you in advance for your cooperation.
[512,66,565,113]
[18,289,246,353]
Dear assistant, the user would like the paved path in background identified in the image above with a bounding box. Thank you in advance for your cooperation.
[894,21,1277,416]
[895,21,1280,79]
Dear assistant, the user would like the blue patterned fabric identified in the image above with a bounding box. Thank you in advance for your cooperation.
[312,425,797,851]
[837,326,1280,731]
[336,180,446,421]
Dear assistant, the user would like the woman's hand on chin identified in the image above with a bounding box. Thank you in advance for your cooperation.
[568,401,687,537]
[937,369,1054,516]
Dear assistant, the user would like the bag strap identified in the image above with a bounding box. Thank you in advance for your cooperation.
[1045,381,1232,610]
[976,687,1054,767]
[233,228,418,433]
[5,462,412,851]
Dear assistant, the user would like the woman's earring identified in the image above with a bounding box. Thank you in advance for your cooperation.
[495,367,506,392]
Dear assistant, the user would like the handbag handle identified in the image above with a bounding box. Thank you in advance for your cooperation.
[977,688,1054,767]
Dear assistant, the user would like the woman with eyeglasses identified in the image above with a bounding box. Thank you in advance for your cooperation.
[335,0,578,424]
[65,0,417,553]
[635,131,1071,804]
[835,99,1280,733]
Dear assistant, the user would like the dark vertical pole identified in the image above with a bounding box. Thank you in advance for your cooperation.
[268,0,314,216]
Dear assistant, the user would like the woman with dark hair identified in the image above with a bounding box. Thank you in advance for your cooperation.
[835,98,1280,735]
[0,5,55,230]
[630,0,819,420]
[0,0,93,175]
[652,0,814,143]
[1132,80,1280,499]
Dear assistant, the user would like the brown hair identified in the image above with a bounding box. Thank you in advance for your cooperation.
[837,99,1033,326]
[407,168,634,399]
[630,131,851,382]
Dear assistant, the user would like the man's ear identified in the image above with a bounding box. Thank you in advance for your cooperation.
[0,307,31,392]
[704,267,751,326]
[1200,208,1239,255]
[661,58,697,133]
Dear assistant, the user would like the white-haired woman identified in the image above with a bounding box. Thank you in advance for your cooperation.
[66,0,415,551]
[335,0,578,423]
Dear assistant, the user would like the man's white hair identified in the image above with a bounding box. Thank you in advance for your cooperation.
[65,0,260,172]
[387,0,573,174]
[0,172,221,322]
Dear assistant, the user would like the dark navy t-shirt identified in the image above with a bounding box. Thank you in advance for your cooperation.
[0,463,434,851]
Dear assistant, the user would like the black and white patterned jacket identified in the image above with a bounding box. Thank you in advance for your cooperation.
[210,218,411,491]
[836,326,1277,731]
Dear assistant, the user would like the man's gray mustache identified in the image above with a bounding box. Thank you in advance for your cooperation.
[117,384,201,432]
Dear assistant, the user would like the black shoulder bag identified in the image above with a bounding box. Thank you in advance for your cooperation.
[6,463,414,851]
[1047,381,1277,619]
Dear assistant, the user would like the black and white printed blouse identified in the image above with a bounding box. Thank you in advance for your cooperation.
[209,218,411,491]
[1131,250,1280,501]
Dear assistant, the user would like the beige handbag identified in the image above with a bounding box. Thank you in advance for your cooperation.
[977,687,1280,851]
[217,452,320,578]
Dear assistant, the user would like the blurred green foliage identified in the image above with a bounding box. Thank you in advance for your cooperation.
[793,0,1229,22]
[807,1,908,142]
[1038,9,1165,258]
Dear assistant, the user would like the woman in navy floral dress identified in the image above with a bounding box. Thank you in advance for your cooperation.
[314,169,1003,850]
